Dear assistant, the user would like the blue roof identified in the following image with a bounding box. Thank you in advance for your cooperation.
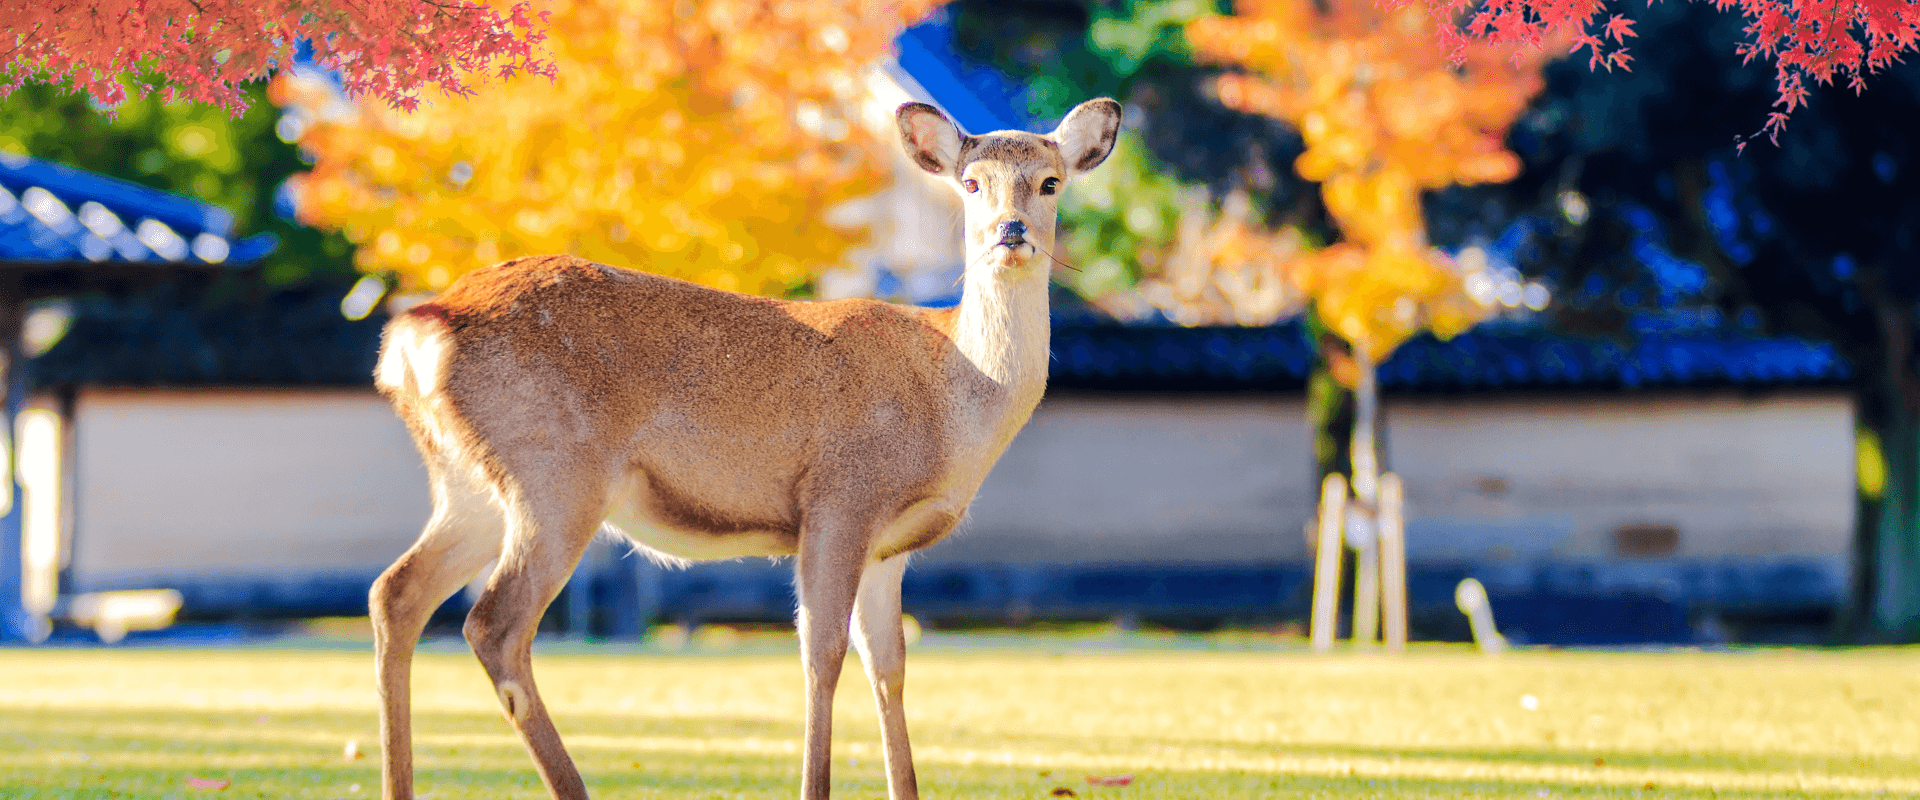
[0,152,277,266]
[1049,320,1849,392]
[890,12,1031,135]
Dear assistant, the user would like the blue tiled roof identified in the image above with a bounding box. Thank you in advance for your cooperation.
[890,12,1031,135]
[0,152,276,266]
[1049,320,1849,392]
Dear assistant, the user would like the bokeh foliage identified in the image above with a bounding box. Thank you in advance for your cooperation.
[1189,0,1549,362]
[952,0,1317,322]
[279,0,942,297]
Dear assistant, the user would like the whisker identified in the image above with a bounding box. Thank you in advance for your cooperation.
[954,246,996,288]
[949,239,1080,291]
[1029,240,1081,272]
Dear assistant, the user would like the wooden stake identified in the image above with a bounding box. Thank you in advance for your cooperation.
[1352,526,1380,648]
[1310,473,1347,653]
[1380,473,1408,652]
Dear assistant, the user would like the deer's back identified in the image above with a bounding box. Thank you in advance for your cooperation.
[378,255,973,557]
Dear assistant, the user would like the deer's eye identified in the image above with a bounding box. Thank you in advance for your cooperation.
[1040,177,1060,195]
[963,178,980,193]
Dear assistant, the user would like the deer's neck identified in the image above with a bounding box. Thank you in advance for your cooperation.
[949,250,1052,411]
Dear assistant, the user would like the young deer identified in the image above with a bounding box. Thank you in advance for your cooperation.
[368,98,1120,800]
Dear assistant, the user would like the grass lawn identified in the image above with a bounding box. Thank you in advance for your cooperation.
[0,637,1916,799]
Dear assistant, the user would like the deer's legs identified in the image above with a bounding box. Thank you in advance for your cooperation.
[795,516,873,800]
[372,478,505,800]
[852,554,917,800]
[464,484,605,800]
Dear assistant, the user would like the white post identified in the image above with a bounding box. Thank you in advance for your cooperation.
[1309,473,1347,653]
[1455,578,1508,654]
[1379,473,1408,652]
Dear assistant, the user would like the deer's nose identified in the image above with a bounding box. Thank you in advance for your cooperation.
[996,220,1027,243]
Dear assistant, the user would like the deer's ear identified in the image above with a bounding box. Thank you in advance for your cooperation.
[1051,98,1122,177]
[896,102,963,177]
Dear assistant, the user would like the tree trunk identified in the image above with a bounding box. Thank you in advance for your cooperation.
[1848,372,1920,641]
[1307,343,1356,494]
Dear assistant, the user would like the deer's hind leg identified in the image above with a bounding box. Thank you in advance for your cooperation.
[373,462,507,800]
[462,455,612,800]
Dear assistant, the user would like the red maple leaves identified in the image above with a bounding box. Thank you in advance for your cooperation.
[1404,0,1920,140]
[1,1,553,114]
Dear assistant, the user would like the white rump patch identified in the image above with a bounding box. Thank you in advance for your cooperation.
[376,321,450,397]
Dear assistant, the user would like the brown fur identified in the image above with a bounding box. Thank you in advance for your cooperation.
[370,98,1121,800]
[390,255,976,545]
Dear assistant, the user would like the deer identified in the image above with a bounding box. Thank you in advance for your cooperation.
[366,97,1120,800]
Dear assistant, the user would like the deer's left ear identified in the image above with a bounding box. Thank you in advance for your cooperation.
[1051,98,1122,177]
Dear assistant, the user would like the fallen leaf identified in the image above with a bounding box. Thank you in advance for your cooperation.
[1594,756,1606,767]
[186,777,230,790]
[1085,774,1133,787]
[1049,788,1077,798]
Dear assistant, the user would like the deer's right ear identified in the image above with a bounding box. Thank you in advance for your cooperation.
[897,102,962,177]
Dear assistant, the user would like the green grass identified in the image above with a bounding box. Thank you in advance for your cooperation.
[1,637,1917,798]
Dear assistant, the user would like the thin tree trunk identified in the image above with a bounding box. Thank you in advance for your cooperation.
[1305,340,1355,639]
[1848,373,1920,641]
[1841,268,1920,643]
[1307,344,1356,494]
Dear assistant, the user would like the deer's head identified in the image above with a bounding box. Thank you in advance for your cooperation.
[897,98,1121,274]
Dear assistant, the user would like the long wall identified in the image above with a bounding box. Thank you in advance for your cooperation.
[1386,394,1853,562]
[60,387,1853,619]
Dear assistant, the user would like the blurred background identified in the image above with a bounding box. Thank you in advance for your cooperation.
[1,0,1914,650]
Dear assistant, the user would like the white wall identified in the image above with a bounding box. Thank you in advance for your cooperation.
[67,388,430,586]
[929,391,1853,568]
[1385,393,1854,562]
[59,387,1853,587]
[921,395,1318,565]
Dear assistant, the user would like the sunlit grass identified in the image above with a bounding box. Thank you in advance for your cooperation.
[1,639,1916,798]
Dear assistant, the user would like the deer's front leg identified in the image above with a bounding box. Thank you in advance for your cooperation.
[795,515,872,800]
[852,554,918,800]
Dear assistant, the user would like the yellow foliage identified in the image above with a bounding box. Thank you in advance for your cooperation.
[275,0,942,296]
[1188,0,1549,363]
[1129,189,1311,327]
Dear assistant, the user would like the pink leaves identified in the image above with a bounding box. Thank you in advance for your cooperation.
[184,776,229,790]
[1417,0,1920,136]
[1567,12,1632,71]
[0,1,552,116]
[1603,14,1638,42]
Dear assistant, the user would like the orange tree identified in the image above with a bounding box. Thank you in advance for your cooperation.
[1188,0,1549,367]
[277,0,940,296]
